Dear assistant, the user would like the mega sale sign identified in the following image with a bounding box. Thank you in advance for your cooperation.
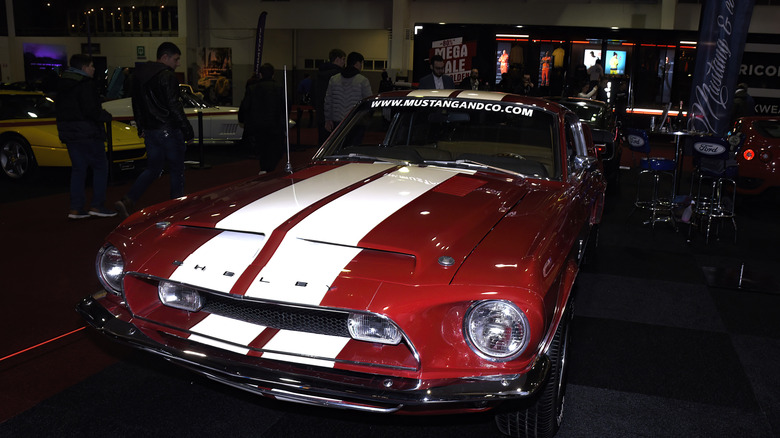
[429,37,478,84]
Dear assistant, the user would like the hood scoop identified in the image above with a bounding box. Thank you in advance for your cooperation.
[432,175,487,196]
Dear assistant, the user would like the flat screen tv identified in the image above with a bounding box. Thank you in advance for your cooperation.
[583,50,603,69]
[605,50,627,76]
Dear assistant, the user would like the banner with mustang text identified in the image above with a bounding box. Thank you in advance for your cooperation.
[687,0,754,136]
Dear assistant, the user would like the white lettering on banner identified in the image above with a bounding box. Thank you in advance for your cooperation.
[370,99,534,117]
[432,37,463,48]
[434,45,469,60]
[757,104,780,114]
[740,64,780,77]
[431,37,475,86]
[694,142,727,155]
[690,2,735,133]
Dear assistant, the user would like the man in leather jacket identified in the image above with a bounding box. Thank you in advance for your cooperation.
[115,42,194,218]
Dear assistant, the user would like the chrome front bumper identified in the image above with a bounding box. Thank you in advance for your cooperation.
[77,294,550,413]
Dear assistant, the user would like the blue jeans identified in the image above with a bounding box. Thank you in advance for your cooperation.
[66,140,108,211]
[127,128,187,202]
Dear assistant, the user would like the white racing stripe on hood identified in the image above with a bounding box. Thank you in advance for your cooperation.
[245,166,468,304]
[188,314,266,355]
[169,231,266,293]
[245,238,361,306]
[261,330,350,368]
[215,163,396,234]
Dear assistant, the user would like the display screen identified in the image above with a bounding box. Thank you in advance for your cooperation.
[583,50,603,69]
[605,50,627,75]
[496,42,512,83]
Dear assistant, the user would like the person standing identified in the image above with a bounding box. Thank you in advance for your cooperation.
[459,68,487,90]
[587,59,604,89]
[238,63,287,174]
[56,54,116,219]
[731,83,756,123]
[418,55,455,90]
[520,73,535,96]
[313,49,346,144]
[324,51,372,133]
[115,42,194,218]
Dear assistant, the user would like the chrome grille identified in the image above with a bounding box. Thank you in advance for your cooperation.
[202,293,350,338]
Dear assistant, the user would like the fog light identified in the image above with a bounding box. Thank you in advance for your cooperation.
[158,281,203,312]
[348,313,402,345]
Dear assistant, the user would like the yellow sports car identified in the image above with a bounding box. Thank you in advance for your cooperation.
[0,90,146,179]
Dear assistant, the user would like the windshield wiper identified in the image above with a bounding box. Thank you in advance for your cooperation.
[424,159,522,177]
[322,153,409,165]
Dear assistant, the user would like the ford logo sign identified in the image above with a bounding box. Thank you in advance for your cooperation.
[693,141,726,155]
[627,134,645,147]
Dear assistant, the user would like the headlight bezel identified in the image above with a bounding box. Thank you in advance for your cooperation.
[463,299,530,362]
[95,244,125,295]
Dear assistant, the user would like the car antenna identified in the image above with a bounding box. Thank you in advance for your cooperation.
[283,65,293,173]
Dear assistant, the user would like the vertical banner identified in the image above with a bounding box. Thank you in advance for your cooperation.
[254,12,268,77]
[429,37,477,85]
[688,0,755,136]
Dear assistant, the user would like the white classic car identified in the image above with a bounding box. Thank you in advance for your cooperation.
[102,85,243,144]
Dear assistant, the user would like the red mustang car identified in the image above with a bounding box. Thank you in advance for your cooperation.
[729,116,780,195]
[78,90,606,438]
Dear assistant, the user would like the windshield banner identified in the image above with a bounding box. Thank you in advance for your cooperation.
[370,99,534,116]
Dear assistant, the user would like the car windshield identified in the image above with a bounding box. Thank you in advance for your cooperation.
[754,119,780,139]
[552,100,603,126]
[179,87,212,109]
[317,98,560,180]
[0,94,57,120]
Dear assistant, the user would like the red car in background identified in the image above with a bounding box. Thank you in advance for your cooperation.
[77,90,606,438]
[729,117,780,195]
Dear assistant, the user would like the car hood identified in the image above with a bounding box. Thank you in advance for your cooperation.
[117,162,544,307]
[103,98,239,117]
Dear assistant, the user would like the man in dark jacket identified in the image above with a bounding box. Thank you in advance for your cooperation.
[56,54,116,219]
[731,83,756,124]
[238,63,286,174]
[418,55,455,90]
[115,42,194,218]
[313,48,346,144]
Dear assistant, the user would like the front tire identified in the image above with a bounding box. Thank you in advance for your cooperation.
[0,135,37,179]
[495,310,570,438]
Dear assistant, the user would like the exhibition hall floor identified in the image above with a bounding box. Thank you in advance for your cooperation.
[1,140,778,437]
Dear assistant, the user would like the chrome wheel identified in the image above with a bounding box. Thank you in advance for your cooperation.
[0,137,35,179]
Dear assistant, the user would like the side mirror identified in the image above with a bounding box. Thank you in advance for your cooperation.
[574,155,599,172]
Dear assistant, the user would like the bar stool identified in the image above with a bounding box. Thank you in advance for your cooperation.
[690,136,737,243]
[624,127,677,229]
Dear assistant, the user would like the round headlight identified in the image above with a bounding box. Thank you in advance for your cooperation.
[464,300,530,361]
[96,245,125,294]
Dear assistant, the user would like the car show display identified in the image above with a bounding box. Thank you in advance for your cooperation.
[102,85,243,144]
[77,90,606,438]
[544,96,622,186]
[728,116,780,195]
[0,90,146,180]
